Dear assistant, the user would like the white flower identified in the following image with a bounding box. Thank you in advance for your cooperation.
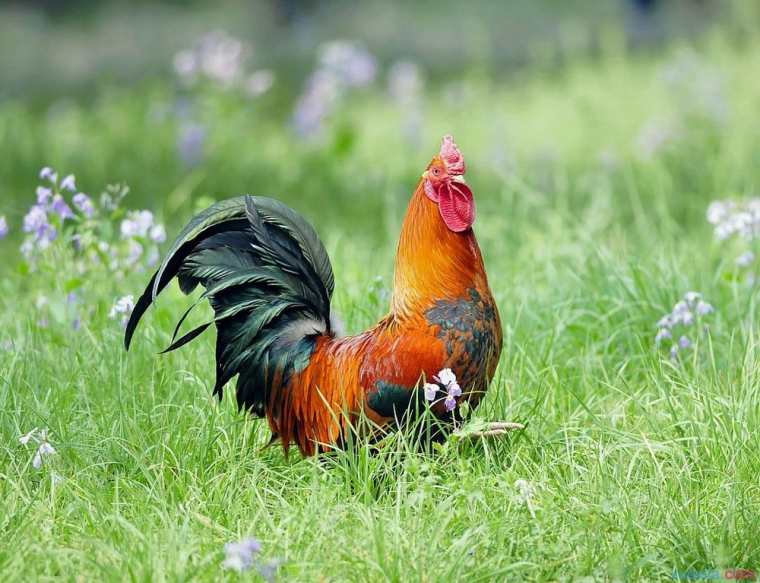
[683,291,701,304]
[655,328,671,344]
[514,479,534,502]
[635,118,675,159]
[514,479,537,519]
[121,210,154,238]
[149,224,167,244]
[706,200,730,225]
[33,441,56,469]
[696,301,714,315]
[388,61,423,104]
[423,383,438,401]
[60,174,76,192]
[109,295,135,320]
[318,40,377,88]
[435,368,457,387]
[245,70,274,97]
[173,49,197,78]
[679,311,694,326]
[707,198,760,242]
[19,428,39,445]
[20,428,56,469]
[175,31,249,88]
[736,251,755,267]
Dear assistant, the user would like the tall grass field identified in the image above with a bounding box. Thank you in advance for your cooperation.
[1,18,759,582]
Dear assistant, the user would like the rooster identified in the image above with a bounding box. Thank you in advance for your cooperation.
[125,135,521,456]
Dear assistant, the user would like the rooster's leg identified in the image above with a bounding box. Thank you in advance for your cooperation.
[468,421,524,438]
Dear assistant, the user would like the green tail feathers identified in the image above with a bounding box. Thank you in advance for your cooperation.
[124,195,335,415]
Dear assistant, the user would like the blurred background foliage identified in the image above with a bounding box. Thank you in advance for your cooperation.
[0,0,750,99]
[1,0,759,245]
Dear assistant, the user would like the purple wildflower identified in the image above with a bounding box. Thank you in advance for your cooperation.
[433,368,462,411]
[223,538,262,572]
[0,215,7,240]
[39,167,57,182]
[23,205,57,247]
[656,291,714,358]
[319,40,377,88]
[37,227,57,249]
[177,122,206,168]
[146,247,160,267]
[72,193,95,218]
[423,382,438,401]
[125,240,144,266]
[23,205,49,236]
[292,70,341,138]
[655,328,671,344]
[36,186,52,205]
[51,195,74,220]
[60,174,76,192]
[256,559,283,583]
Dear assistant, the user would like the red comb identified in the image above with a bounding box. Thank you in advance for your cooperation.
[439,134,465,175]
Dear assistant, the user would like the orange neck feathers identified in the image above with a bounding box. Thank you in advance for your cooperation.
[390,179,487,321]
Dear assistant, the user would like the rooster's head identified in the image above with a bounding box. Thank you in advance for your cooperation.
[422,135,475,233]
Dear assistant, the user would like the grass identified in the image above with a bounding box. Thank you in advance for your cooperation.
[1,26,760,582]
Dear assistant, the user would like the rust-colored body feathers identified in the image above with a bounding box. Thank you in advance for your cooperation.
[126,138,502,456]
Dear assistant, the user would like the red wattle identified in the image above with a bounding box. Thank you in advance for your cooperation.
[437,181,475,232]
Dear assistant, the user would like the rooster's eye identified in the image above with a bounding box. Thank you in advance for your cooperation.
[432,168,440,176]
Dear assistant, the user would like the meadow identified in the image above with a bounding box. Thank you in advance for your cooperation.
[1,13,760,582]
